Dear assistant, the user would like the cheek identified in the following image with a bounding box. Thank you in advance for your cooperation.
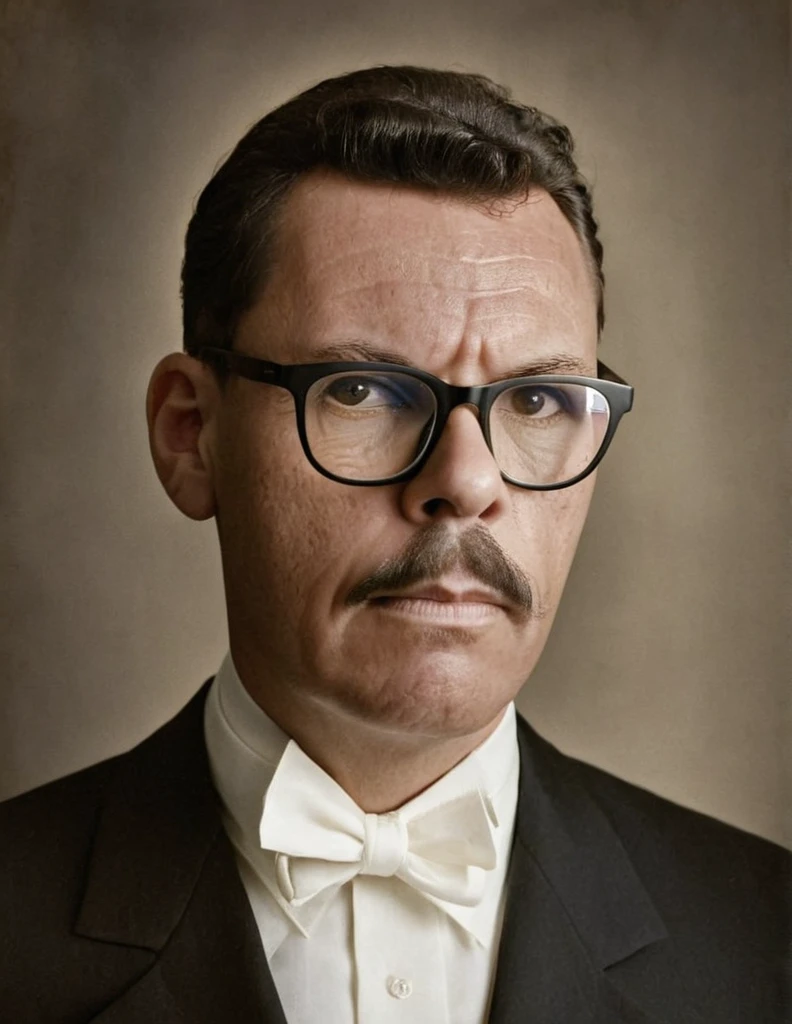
[216,407,379,602]
[512,478,594,610]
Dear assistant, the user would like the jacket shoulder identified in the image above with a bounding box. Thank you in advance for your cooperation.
[0,687,213,1022]
[1,753,122,866]
[530,724,790,950]
[517,718,790,1018]
[518,714,789,866]
[0,752,152,1021]
[0,682,212,857]
[569,749,789,876]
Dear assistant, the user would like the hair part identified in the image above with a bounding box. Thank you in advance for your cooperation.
[181,65,605,362]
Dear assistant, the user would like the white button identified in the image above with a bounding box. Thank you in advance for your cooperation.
[387,977,413,999]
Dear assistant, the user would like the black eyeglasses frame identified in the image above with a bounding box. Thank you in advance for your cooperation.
[199,347,634,491]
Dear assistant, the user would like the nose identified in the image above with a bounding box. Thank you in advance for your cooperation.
[398,404,509,525]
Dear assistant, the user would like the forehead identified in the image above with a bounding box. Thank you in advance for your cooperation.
[242,170,598,370]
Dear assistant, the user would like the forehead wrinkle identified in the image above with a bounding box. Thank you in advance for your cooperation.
[297,287,589,359]
[457,307,586,337]
[256,178,597,367]
[290,242,585,297]
[277,173,596,299]
[307,278,572,302]
[258,273,591,366]
[457,253,558,264]
[296,258,587,313]
[248,271,592,365]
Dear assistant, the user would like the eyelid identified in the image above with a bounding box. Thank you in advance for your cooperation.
[322,370,427,405]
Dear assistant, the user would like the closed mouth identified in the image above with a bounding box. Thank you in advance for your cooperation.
[366,580,510,624]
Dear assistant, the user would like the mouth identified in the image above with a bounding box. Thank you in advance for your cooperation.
[367,580,508,624]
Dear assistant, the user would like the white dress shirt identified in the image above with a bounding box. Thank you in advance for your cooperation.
[204,653,520,1024]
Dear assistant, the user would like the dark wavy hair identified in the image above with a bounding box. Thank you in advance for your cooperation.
[181,65,604,358]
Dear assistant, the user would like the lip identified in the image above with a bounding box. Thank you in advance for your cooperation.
[368,581,507,608]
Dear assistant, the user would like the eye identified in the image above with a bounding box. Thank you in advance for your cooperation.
[506,386,567,418]
[322,375,420,410]
[325,379,379,407]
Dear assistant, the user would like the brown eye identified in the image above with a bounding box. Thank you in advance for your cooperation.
[507,386,566,417]
[327,380,372,406]
[513,389,546,415]
[320,374,423,412]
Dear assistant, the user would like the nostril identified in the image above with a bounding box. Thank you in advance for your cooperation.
[421,497,445,516]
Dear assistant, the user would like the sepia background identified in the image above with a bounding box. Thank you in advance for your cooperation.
[1,0,789,847]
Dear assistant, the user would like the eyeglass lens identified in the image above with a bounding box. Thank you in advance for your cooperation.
[304,371,611,485]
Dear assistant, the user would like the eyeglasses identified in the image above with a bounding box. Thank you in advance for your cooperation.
[199,347,634,491]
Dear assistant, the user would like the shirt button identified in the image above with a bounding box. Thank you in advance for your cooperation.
[387,977,413,999]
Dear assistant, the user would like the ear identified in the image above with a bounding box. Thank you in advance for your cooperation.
[146,352,221,520]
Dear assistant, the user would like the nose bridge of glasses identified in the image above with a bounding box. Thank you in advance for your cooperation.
[448,399,483,423]
[423,381,516,462]
[437,382,492,421]
[428,392,491,459]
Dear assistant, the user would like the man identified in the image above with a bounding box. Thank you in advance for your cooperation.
[0,65,788,1024]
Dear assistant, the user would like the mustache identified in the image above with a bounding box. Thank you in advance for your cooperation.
[345,522,534,620]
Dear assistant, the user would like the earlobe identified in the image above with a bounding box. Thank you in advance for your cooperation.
[146,353,219,521]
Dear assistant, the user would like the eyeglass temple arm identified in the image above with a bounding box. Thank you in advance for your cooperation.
[597,360,629,386]
[199,347,279,382]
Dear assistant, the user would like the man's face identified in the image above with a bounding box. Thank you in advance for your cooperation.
[209,172,599,738]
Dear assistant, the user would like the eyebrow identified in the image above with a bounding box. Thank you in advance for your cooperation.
[306,341,592,380]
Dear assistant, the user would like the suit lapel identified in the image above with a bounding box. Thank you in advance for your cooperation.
[87,834,286,1024]
[73,684,287,1024]
[489,716,669,1024]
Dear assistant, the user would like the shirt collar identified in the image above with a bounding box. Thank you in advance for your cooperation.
[204,651,519,949]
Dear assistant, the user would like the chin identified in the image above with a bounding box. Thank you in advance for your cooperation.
[318,657,520,739]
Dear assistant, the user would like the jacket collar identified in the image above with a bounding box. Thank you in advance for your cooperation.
[488,717,668,1024]
[74,683,668,1023]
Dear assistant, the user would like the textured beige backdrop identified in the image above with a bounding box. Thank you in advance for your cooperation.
[1,0,789,848]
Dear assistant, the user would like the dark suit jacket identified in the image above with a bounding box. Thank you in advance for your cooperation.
[0,683,789,1023]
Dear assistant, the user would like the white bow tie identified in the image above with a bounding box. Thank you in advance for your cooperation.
[258,740,499,910]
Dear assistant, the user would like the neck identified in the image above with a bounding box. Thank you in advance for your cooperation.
[232,655,508,814]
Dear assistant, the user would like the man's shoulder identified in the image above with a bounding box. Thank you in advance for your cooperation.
[569,737,788,871]
[1,750,123,858]
[519,711,788,849]
[519,714,790,935]
[0,752,128,967]
[0,683,212,860]
[0,685,221,1022]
